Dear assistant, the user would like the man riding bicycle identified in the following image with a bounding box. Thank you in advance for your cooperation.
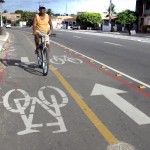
[32,6,53,54]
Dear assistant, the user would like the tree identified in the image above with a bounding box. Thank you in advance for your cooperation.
[15,11,35,21]
[53,13,61,16]
[70,14,76,17]
[46,9,53,16]
[2,16,6,22]
[3,10,8,13]
[116,9,137,35]
[116,9,137,25]
[76,12,102,29]
[15,10,24,14]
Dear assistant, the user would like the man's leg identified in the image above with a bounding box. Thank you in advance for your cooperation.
[45,34,50,53]
[34,33,40,51]
[46,43,50,53]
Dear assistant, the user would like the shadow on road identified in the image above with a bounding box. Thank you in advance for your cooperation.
[50,33,56,37]
[0,58,44,76]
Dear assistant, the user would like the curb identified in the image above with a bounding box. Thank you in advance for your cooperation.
[0,32,9,52]
[3,32,9,41]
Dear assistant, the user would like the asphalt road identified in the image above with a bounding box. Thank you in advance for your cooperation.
[0,27,150,150]
[51,29,150,86]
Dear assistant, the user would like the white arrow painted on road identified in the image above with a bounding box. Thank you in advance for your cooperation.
[91,84,150,125]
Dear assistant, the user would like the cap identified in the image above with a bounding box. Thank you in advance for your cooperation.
[39,6,46,10]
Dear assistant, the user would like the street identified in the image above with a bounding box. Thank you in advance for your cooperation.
[0,27,150,150]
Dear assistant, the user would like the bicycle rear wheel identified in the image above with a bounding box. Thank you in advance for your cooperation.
[42,47,49,76]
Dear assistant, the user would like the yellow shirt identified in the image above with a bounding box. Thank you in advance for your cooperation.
[36,14,49,33]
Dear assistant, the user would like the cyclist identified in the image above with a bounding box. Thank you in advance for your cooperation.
[32,6,53,54]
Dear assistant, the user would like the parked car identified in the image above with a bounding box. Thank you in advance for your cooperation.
[72,25,80,30]
[6,24,11,28]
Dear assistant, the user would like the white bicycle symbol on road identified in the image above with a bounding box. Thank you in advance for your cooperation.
[3,86,68,135]
[50,55,83,64]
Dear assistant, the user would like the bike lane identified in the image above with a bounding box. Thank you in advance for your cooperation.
[0,31,109,150]
[0,30,150,150]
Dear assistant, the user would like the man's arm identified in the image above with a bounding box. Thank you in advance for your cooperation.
[32,15,37,35]
[48,16,53,35]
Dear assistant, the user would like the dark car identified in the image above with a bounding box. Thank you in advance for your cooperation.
[72,25,80,30]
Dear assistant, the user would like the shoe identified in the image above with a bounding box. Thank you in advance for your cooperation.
[35,50,38,54]
[35,47,39,54]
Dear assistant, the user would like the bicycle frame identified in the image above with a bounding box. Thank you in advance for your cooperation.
[40,35,47,49]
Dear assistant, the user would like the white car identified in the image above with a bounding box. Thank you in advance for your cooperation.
[6,24,11,28]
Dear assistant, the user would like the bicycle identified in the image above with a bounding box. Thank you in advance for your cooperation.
[37,35,49,76]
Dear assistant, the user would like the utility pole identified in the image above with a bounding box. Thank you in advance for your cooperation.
[65,0,68,15]
[109,0,112,24]
[0,0,4,35]
[0,0,5,27]
[109,0,112,31]
[142,0,145,17]
[36,0,46,10]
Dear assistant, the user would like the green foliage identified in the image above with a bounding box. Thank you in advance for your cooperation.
[53,13,61,16]
[15,10,24,14]
[76,12,102,27]
[116,9,137,25]
[70,14,76,17]
[3,10,8,13]
[15,11,35,22]
[46,9,53,16]
[2,16,6,22]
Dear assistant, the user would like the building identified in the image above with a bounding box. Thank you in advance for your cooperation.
[2,13,21,22]
[52,16,76,29]
[136,0,150,31]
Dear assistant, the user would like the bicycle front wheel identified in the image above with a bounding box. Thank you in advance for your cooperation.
[37,50,42,68]
[42,47,49,76]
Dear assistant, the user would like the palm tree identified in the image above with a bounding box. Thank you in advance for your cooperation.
[46,9,53,16]
[106,1,117,31]
[106,1,117,19]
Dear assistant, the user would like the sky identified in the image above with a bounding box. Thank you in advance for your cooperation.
[2,0,137,14]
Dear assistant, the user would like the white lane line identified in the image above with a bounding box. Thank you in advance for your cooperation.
[51,40,150,88]
[56,33,63,35]
[21,57,29,63]
[104,42,122,46]
[73,36,82,39]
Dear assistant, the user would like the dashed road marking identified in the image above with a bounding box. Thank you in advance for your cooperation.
[104,42,123,46]
[21,57,29,63]
[73,36,82,39]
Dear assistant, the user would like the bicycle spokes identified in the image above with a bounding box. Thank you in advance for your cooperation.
[42,48,49,76]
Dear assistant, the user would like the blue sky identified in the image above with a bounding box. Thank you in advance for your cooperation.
[2,0,136,14]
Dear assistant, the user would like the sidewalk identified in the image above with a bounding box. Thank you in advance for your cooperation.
[59,29,150,43]
[101,31,150,39]
[79,29,150,39]
[0,32,9,52]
